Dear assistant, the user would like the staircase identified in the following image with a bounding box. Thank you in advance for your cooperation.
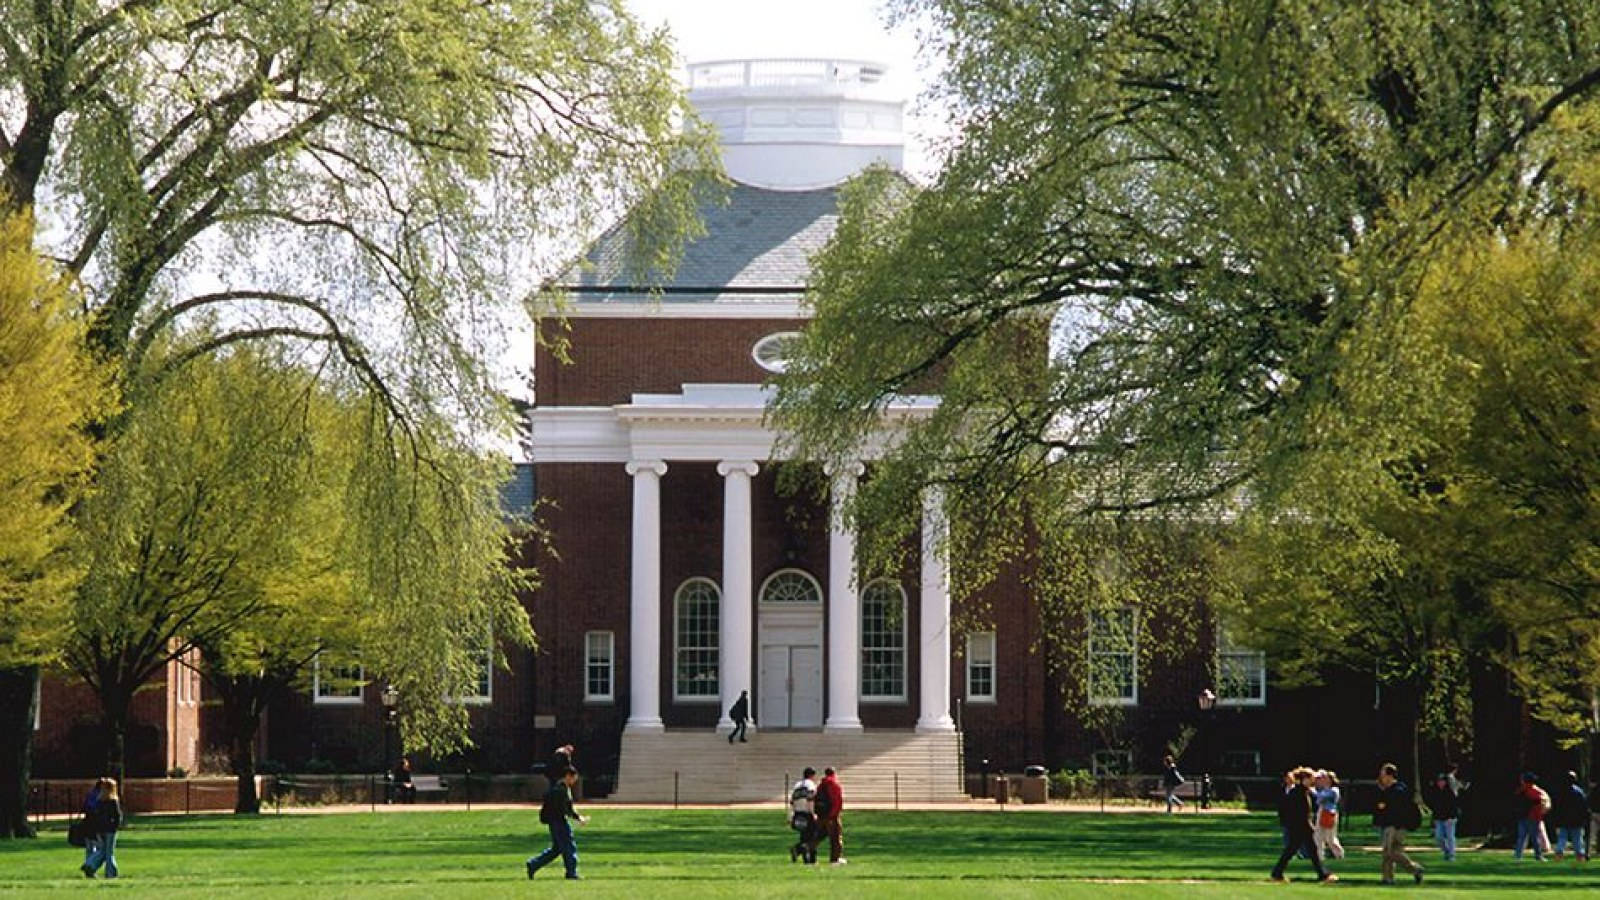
[611,730,966,804]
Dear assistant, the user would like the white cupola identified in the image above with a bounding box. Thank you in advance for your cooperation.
[687,58,905,191]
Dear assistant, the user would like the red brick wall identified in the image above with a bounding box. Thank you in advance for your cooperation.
[535,317,807,406]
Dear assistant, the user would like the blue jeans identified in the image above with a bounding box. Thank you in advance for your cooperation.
[1555,825,1586,858]
[84,831,118,877]
[1433,819,1457,860]
[1514,819,1544,859]
[527,820,578,878]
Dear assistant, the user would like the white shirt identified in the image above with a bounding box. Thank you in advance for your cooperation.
[791,777,816,815]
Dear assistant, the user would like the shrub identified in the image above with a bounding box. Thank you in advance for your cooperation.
[167,766,188,779]
[1049,768,1097,800]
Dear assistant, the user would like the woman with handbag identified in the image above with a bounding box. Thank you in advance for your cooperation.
[72,782,101,871]
[1312,770,1344,861]
[80,778,122,879]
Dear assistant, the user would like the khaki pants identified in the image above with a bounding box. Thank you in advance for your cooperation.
[823,818,844,862]
[1381,827,1421,882]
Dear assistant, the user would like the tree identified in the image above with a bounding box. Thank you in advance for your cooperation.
[1,0,713,828]
[0,207,109,838]
[771,0,1600,743]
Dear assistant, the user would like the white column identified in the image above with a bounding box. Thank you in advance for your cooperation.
[916,485,956,733]
[716,460,759,734]
[625,460,667,734]
[825,462,864,733]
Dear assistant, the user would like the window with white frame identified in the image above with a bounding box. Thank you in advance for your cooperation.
[1216,626,1266,706]
[460,640,493,704]
[966,631,996,702]
[674,578,720,700]
[32,676,41,731]
[860,580,906,700]
[585,631,614,702]
[313,656,365,704]
[1088,607,1138,706]
[759,569,822,604]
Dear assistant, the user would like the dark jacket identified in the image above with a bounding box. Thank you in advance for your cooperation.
[729,695,749,723]
[1424,783,1460,821]
[816,775,843,822]
[539,781,578,827]
[1163,764,1183,788]
[1277,783,1314,834]
[1373,781,1415,830]
[90,797,122,834]
[1550,783,1591,829]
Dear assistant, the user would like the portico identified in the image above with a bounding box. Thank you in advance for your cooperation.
[529,382,954,737]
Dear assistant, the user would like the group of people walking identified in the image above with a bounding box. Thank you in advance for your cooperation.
[787,766,848,865]
[1273,762,1430,885]
[72,777,122,879]
[1511,770,1591,862]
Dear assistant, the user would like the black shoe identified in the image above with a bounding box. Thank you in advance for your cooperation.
[728,735,734,744]
[81,865,94,879]
[526,860,536,880]
[790,845,799,862]
[566,874,581,880]
[1414,869,1424,885]
[739,738,748,743]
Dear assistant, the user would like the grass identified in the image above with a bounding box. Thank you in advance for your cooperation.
[2,807,1596,897]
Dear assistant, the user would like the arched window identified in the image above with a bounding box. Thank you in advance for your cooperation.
[759,568,823,605]
[860,579,906,700]
[674,578,720,700]
[751,331,803,373]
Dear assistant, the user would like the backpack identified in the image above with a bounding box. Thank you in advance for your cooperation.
[1398,792,1423,831]
[1536,786,1552,813]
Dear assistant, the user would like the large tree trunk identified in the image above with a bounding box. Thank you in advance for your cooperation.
[0,666,40,838]
[102,689,132,786]
[225,687,264,814]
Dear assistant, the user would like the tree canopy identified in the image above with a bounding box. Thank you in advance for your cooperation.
[772,0,1600,736]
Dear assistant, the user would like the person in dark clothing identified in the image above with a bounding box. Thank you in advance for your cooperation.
[81,778,122,879]
[1162,755,1185,813]
[549,743,575,772]
[1424,773,1461,861]
[1374,763,1424,885]
[1551,770,1590,862]
[77,782,102,872]
[390,757,416,803]
[526,766,587,880]
[728,690,750,744]
[1271,767,1335,883]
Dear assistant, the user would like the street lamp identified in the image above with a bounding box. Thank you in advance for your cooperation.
[1197,688,1218,809]
[381,684,400,802]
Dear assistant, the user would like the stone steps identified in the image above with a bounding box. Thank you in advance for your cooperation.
[612,730,965,803]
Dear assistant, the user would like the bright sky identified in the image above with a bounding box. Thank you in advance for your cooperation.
[625,0,944,176]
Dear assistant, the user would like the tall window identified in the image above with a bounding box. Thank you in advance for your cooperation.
[674,578,720,700]
[1216,626,1266,706]
[585,631,614,702]
[461,639,493,704]
[759,569,822,605]
[32,676,40,731]
[1088,607,1138,706]
[966,631,996,702]
[313,656,364,704]
[860,579,906,700]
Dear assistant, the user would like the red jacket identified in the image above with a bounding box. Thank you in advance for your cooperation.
[816,775,843,822]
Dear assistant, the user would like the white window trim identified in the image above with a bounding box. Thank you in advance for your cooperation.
[1216,646,1267,707]
[673,577,722,704]
[456,640,494,706]
[751,331,804,373]
[33,675,41,731]
[312,656,366,706]
[1088,607,1139,707]
[859,579,907,703]
[757,567,824,605]
[965,631,996,703]
[584,630,615,704]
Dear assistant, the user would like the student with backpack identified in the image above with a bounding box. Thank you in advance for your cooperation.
[1373,763,1424,885]
[526,766,587,880]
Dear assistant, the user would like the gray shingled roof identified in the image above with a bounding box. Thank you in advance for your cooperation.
[566,184,839,302]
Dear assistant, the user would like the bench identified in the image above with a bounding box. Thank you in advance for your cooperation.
[1147,780,1205,806]
[392,775,450,803]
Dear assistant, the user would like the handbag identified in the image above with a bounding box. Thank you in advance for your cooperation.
[1318,809,1337,829]
[67,817,87,848]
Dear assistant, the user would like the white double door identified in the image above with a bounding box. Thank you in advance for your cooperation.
[757,606,824,729]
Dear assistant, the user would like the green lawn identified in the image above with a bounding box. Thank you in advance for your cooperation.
[1,808,1595,897]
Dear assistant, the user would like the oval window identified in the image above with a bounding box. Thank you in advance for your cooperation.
[752,331,802,373]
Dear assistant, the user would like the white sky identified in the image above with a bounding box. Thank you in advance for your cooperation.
[625,0,944,176]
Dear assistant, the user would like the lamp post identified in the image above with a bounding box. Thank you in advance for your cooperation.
[1197,688,1218,809]
[381,684,400,803]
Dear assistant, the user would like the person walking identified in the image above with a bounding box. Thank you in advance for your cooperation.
[1374,763,1424,885]
[526,766,587,880]
[75,781,102,874]
[1550,771,1590,862]
[789,767,820,864]
[1270,767,1335,883]
[727,690,750,744]
[1514,772,1548,861]
[80,778,122,879]
[1312,770,1344,861]
[816,767,847,865]
[1162,755,1185,813]
[1424,772,1460,861]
